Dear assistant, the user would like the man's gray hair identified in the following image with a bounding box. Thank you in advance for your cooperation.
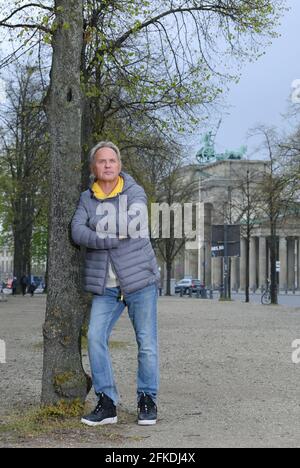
[89,141,121,165]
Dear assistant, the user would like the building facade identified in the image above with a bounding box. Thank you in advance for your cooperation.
[0,246,46,283]
[162,159,300,292]
[0,246,13,282]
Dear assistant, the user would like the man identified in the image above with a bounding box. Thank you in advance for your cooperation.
[71,141,160,426]
[12,277,17,296]
[28,282,36,297]
[20,274,28,296]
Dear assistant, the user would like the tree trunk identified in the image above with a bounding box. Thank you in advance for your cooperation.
[165,239,173,296]
[166,262,172,296]
[13,199,33,291]
[245,237,250,303]
[42,0,91,405]
[228,257,231,300]
[270,222,278,305]
[23,199,34,279]
[13,228,24,290]
[81,96,94,189]
[44,251,49,294]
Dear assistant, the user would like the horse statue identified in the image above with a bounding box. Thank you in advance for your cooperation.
[196,130,247,164]
[196,132,216,164]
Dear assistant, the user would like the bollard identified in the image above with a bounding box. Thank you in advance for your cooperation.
[209,289,213,300]
[159,287,162,296]
[180,287,183,297]
[201,288,207,299]
[189,287,193,298]
[196,287,200,299]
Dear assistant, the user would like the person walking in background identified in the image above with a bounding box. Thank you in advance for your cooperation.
[28,283,36,297]
[20,274,28,296]
[12,277,17,296]
[0,281,5,302]
[71,141,160,427]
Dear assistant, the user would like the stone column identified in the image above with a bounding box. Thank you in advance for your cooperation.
[174,250,185,280]
[279,237,287,291]
[287,238,296,291]
[259,236,267,290]
[249,237,257,292]
[184,249,191,278]
[198,244,205,281]
[187,250,196,279]
[212,257,223,289]
[231,257,239,291]
[239,237,247,291]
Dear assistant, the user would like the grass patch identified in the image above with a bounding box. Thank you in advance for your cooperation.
[0,400,132,446]
[0,407,82,440]
[32,342,43,351]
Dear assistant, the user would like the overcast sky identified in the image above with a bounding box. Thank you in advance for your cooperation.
[211,0,300,158]
[0,1,299,161]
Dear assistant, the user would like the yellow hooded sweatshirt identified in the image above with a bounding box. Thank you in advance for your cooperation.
[92,176,124,200]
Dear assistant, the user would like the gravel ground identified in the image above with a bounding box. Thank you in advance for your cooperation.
[1,294,300,448]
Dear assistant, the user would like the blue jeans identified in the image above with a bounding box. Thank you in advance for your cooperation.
[88,283,159,406]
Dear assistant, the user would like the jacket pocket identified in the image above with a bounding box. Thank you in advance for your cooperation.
[142,243,154,260]
[142,244,157,273]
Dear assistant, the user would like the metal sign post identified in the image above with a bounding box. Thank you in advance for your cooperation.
[224,224,229,300]
[211,224,241,300]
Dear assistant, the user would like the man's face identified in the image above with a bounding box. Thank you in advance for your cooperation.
[92,147,121,182]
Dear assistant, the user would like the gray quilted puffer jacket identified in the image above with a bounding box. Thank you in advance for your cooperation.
[71,171,160,295]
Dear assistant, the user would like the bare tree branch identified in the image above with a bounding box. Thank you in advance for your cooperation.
[0,3,52,24]
[0,21,50,33]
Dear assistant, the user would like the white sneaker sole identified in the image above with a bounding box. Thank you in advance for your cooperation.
[138,419,157,426]
[81,416,118,427]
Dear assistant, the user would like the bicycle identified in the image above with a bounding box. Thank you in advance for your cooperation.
[261,279,271,305]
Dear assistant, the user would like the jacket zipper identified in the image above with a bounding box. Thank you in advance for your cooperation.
[111,194,125,300]
[106,251,124,301]
[98,192,125,300]
[103,251,110,294]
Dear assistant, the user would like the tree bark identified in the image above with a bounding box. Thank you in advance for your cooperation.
[13,196,34,290]
[245,237,250,303]
[165,238,173,296]
[81,96,94,189]
[166,261,172,296]
[42,0,91,405]
[270,222,278,305]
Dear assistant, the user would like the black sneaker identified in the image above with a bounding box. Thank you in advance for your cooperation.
[137,393,157,426]
[81,393,117,426]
